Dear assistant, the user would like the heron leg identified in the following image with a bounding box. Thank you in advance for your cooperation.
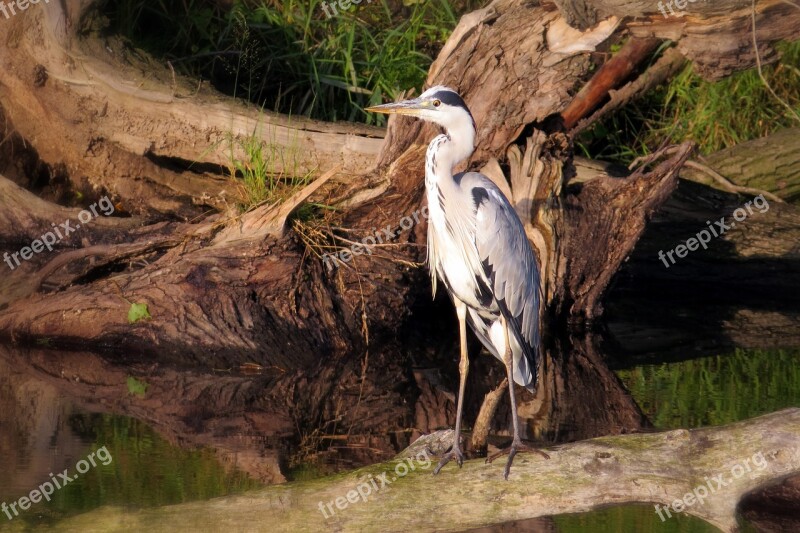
[433,298,469,474]
[486,315,549,479]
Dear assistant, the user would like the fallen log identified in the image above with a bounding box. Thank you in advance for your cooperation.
[42,409,800,533]
[0,0,384,216]
[690,127,800,202]
[0,0,598,360]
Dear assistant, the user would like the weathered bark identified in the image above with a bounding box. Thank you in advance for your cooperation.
[570,46,689,136]
[0,0,795,401]
[1,0,797,356]
[43,409,800,533]
[740,474,800,532]
[606,175,800,357]
[624,0,800,80]
[0,0,597,358]
[551,0,800,80]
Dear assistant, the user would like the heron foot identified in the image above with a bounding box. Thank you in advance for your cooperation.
[432,446,465,475]
[486,440,550,479]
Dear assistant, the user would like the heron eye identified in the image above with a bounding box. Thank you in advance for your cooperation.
[432,99,441,107]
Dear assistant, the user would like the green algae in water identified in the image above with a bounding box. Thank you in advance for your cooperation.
[615,348,800,430]
[13,414,262,528]
[553,504,722,533]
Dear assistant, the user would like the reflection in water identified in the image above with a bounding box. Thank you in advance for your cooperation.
[0,410,259,527]
[467,505,721,533]
[0,364,87,503]
[521,332,648,444]
[0,336,797,529]
[552,505,722,533]
[0,346,262,527]
[616,348,800,429]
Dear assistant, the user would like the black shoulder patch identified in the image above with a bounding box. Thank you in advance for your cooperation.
[472,187,489,208]
[474,275,493,308]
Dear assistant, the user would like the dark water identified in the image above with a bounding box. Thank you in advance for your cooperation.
[0,344,797,530]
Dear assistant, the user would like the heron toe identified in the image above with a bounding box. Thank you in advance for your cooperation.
[486,441,550,479]
[432,446,465,474]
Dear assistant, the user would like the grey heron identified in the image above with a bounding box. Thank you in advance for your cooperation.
[366,86,549,479]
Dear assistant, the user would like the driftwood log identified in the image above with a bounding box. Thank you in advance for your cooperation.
[30,409,800,533]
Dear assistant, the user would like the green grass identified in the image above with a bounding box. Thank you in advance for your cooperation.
[577,40,800,165]
[227,123,315,210]
[98,0,483,125]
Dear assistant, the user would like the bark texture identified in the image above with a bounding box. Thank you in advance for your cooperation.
[1,0,796,360]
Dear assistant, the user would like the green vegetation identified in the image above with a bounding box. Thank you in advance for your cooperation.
[227,125,314,210]
[127,302,151,323]
[615,348,800,430]
[99,0,482,125]
[126,376,148,397]
[16,414,260,528]
[578,40,800,164]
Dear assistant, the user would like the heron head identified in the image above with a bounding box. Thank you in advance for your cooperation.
[366,86,476,136]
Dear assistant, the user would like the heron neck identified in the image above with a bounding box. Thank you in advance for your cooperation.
[425,126,475,186]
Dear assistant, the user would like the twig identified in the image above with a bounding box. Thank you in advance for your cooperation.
[685,160,784,203]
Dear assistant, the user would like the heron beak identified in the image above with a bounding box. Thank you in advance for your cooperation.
[365,98,428,116]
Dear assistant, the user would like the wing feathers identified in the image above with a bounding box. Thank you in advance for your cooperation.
[463,173,542,388]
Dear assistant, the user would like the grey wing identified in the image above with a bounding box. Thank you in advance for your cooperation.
[463,173,542,389]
